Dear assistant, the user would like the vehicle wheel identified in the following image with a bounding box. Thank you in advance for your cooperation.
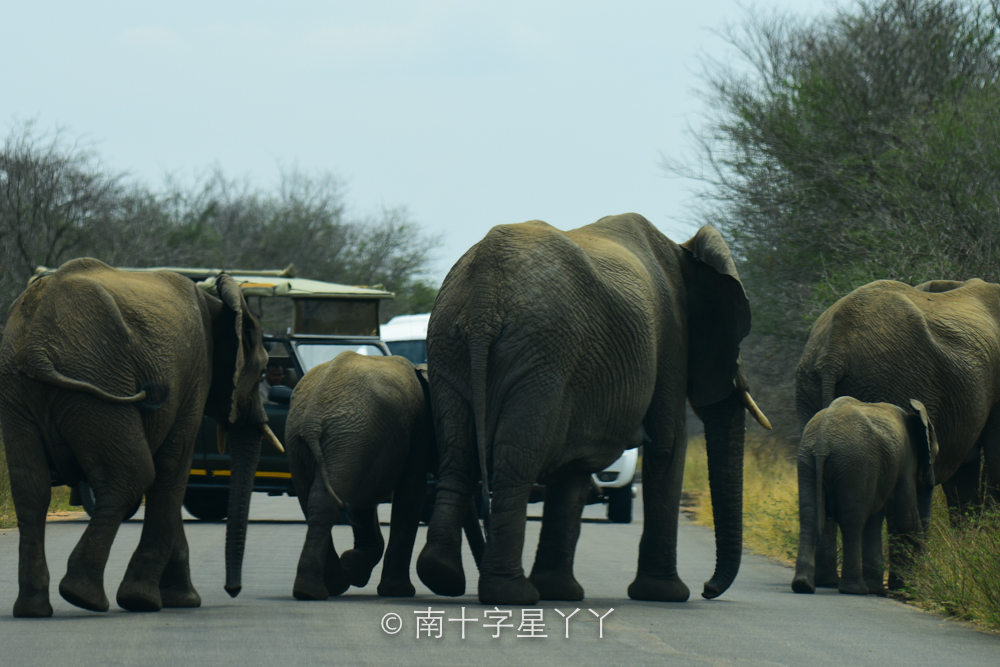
[77,482,142,521]
[183,487,229,521]
[606,484,633,524]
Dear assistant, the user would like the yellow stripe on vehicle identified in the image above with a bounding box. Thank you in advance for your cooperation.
[192,470,292,479]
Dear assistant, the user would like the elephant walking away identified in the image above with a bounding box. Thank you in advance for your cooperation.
[416,213,771,606]
[286,352,483,600]
[796,279,1000,586]
[792,397,937,595]
[0,259,275,617]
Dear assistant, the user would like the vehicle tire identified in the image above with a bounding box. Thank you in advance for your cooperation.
[77,482,142,521]
[606,484,633,524]
[183,486,229,521]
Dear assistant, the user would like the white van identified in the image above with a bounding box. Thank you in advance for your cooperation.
[384,312,638,523]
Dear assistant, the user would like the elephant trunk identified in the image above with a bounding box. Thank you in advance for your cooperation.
[700,390,746,599]
[224,423,263,597]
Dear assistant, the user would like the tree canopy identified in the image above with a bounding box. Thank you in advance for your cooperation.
[678,0,1000,442]
[682,0,1000,337]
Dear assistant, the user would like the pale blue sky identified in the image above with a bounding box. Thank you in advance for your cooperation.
[1,1,833,281]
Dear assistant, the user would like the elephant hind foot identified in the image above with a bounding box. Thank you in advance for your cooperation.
[627,573,690,603]
[59,575,110,612]
[416,543,465,597]
[160,583,202,608]
[377,577,416,598]
[116,580,163,612]
[838,578,868,595]
[13,591,53,618]
[293,576,330,601]
[340,549,379,588]
[479,574,540,606]
[529,569,584,601]
[791,574,816,594]
[815,570,840,589]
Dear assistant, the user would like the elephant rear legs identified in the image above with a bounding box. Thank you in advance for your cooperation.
[293,471,353,600]
[528,470,591,601]
[3,410,55,617]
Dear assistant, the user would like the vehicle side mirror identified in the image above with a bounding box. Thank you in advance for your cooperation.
[268,385,292,405]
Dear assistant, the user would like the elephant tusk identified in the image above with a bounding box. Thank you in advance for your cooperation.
[217,424,227,455]
[742,390,772,430]
[261,423,285,453]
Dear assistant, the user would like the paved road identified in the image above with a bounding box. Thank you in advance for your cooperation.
[0,493,997,666]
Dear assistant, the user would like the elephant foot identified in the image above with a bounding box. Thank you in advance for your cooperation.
[815,568,840,588]
[293,575,330,601]
[416,542,465,597]
[160,583,202,608]
[340,549,378,588]
[13,591,53,618]
[323,563,352,597]
[116,580,163,612]
[791,574,816,594]
[529,569,584,601]
[479,574,539,606]
[838,578,868,595]
[377,576,416,598]
[627,573,690,602]
[59,574,109,612]
[865,579,887,597]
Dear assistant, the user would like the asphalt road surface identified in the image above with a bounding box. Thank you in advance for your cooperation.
[0,492,997,666]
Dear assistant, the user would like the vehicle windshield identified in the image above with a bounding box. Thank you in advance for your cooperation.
[386,340,427,365]
[293,342,385,371]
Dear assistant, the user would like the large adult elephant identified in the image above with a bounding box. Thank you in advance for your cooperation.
[0,258,276,617]
[795,278,1000,586]
[416,213,770,605]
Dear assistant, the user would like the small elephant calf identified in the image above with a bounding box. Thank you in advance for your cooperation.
[286,352,482,599]
[792,396,937,596]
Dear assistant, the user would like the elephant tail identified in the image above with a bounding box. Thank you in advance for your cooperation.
[22,359,166,409]
[303,431,347,510]
[820,372,838,410]
[815,453,827,539]
[468,332,494,543]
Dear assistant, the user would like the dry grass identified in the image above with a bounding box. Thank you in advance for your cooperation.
[900,495,1000,630]
[683,435,799,563]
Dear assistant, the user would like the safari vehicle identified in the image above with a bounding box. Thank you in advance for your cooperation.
[177,267,395,520]
[382,313,639,524]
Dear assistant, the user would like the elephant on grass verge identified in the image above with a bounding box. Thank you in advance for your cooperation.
[0,258,276,617]
[792,397,937,596]
[286,352,483,600]
[796,278,1000,588]
[416,213,771,605]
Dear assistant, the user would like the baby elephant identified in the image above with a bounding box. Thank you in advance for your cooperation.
[792,396,937,596]
[286,352,482,600]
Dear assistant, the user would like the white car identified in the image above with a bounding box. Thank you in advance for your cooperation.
[383,313,639,524]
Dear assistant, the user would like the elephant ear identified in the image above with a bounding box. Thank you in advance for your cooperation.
[908,399,938,487]
[913,280,966,293]
[680,225,752,407]
[216,274,262,424]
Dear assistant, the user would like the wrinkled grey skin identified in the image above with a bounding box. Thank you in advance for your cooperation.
[416,213,765,605]
[286,352,483,600]
[792,397,938,596]
[796,279,1000,588]
[0,258,270,617]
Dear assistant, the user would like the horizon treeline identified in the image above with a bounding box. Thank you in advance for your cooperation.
[0,121,442,324]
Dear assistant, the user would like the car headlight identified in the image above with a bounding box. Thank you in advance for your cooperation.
[596,472,619,483]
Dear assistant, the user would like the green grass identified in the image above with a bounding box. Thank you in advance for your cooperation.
[682,435,1000,631]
